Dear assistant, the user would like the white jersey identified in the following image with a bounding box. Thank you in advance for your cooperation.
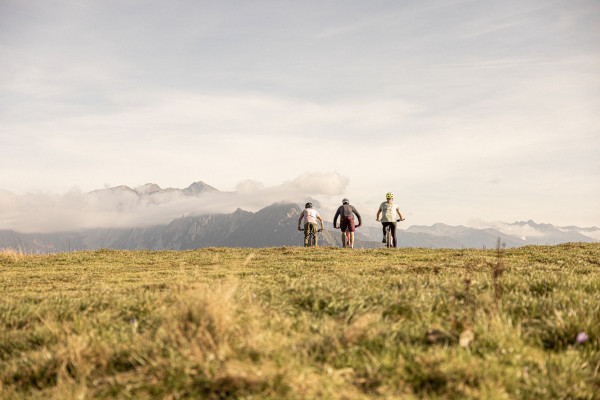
[378,202,400,223]
[301,208,320,224]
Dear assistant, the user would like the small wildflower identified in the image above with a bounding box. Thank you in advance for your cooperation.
[576,331,588,344]
[130,317,139,332]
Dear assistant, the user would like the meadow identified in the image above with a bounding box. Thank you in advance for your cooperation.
[1,243,599,399]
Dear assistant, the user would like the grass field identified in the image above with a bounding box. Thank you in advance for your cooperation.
[1,243,599,399]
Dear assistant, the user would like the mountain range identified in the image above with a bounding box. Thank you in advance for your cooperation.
[1,181,598,253]
[89,181,219,199]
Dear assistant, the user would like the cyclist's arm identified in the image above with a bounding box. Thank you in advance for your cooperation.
[353,207,362,226]
[397,210,404,221]
[333,209,340,228]
[317,216,325,231]
[376,209,382,221]
[396,205,404,221]
[297,215,303,230]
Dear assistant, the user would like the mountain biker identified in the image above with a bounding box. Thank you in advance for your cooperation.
[333,198,362,248]
[376,192,404,248]
[298,202,325,246]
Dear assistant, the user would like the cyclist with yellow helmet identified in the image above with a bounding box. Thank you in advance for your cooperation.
[376,192,404,248]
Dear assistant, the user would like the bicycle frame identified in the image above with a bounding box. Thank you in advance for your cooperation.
[382,218,403,248]
[300,227,320,247]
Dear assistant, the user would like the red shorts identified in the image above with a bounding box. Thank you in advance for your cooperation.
[340,216,355,232]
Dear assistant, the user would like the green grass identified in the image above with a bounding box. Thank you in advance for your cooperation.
[1,243,599,399]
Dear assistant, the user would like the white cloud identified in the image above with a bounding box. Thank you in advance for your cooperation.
[468,219,546,239]
[0,172,348,233]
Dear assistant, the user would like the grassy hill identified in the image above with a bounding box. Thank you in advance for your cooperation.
[1,243,599,399]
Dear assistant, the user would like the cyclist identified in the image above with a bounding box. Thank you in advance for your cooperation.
[298,202,325,246]
[333,198,362,248]
[376,192,404,248]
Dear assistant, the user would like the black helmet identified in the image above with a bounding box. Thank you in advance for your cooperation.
[342,198,349,204]
[305,202,312,208]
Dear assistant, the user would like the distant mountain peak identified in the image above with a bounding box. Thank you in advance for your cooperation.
[256,202,302,215]
[184,181,219,196]
[89,185,136,195]
[134,183,161,195]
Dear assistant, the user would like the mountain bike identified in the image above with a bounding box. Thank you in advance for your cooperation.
[383,219,404,248]
[300,227,322,247]
[342,226,351,248]
[335,222,359,248]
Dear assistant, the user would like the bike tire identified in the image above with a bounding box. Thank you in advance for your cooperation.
[309,233,316,247]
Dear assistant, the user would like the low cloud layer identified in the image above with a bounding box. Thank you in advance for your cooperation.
[467,219,600,240]
[0,172,348,233]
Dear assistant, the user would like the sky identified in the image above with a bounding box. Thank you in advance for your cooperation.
[1,0,599,232]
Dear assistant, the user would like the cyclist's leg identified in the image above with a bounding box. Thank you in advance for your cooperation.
[382,222,390,243]
[303,222,310,246]
[348,217,356,248]
[391,221,398,247]
[385,224,391,247]
[340,217,348,247]
[310,223,318,246]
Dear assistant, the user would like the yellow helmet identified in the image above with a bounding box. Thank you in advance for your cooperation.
[386,192,394,199]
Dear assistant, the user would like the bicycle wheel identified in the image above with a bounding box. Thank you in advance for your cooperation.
[308,233,315,247]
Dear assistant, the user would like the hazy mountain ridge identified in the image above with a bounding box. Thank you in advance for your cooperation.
[1,181,599,252]
[0,203,336,252]
[1,202,598,253]
[470,220,600,245]
[89,181,219,199]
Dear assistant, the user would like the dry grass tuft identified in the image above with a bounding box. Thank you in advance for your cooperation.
[341,313,380,346]
[0,248,27,263]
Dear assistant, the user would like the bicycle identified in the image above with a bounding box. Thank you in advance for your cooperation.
[343,226,351,248]
[335,223,359,248]
[299,227,323,247]
[382,218,404,248]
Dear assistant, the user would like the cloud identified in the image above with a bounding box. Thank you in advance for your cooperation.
[284,172,349,196]
[0,172,348,233]
[467,219,551,240]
